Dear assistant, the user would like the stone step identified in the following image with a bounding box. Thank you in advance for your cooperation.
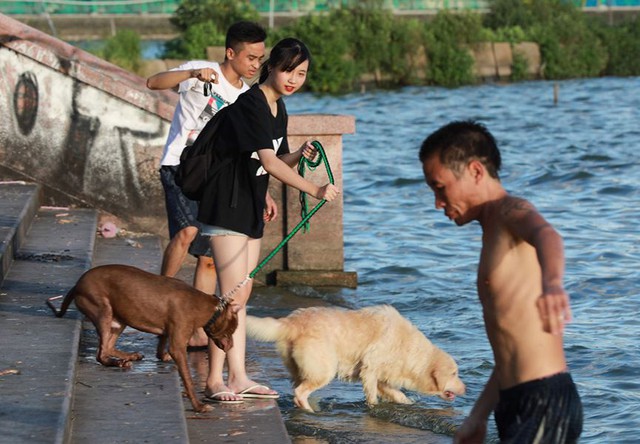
[0,182,41,284]
[68,234,190,443]
[0,182,291,443]
[0,203,97,444]
[72,236,291,443]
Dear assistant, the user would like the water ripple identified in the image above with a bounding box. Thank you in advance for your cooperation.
[282,77,640,443]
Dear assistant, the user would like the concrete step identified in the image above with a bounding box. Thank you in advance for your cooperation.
[0,182,41,283]
[0,202,97,444]
[72,236,291,443]
[0,182,291,443]
[68,234,190,444]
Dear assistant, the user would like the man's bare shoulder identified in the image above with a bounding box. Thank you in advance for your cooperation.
[495,195,556,245]
[500,195,536,217]
[497,195,537,221]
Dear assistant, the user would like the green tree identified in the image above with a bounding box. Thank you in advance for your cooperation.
[386,19,428,86]
[163,0,260,59]
[593,18,640,76]
[529,13,607,79]
[485,0,577,29]
[485,0,607,79]
[100,29,141,72]
[163,21,225,59]
[348,6,395,79]
[270,12,358,94]
[424,12,481,87]
[170,0,260,32]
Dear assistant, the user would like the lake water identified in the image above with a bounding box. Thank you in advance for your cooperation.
[247,76,640,443]
[69,39,166,59]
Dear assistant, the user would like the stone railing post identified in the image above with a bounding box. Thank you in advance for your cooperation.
[259,114,357,288]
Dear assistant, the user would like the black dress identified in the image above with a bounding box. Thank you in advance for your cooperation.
[197,84,290,239]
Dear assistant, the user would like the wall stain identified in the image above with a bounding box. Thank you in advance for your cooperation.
[13,71,38,135]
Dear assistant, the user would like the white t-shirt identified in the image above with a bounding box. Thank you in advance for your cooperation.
[159,60,250,166]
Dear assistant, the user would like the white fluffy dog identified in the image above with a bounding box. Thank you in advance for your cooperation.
[246,305,465,411]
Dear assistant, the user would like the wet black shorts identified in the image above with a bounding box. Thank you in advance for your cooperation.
[159,165,211,258]
[494,372,583,444]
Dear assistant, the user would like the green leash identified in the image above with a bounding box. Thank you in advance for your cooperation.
[298,140,335,233]
[222,141,334,299]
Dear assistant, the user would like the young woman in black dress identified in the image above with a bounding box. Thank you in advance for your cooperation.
[197,38,340,402]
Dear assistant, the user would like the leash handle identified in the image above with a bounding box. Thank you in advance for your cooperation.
[300,140,335,183]
[298,141,335,233]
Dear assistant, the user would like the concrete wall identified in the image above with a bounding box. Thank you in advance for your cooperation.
[1,15,169,230]
[469,41,542,80]
[0,14,356,285]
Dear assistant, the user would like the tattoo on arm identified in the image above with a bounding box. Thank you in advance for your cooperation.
[501,197,551,240]
[501,197,531,217]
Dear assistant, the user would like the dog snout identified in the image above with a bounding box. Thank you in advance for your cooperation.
[445,378,466,397]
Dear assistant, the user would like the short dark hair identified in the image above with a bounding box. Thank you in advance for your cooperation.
[225,21,267,53]
[259,38,311,84]
[419,120,502,179]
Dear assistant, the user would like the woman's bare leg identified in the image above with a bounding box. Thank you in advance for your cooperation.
[225,237,276,396]
[189,255,217,347]
[204,234,248,401]
[204,235,275,399]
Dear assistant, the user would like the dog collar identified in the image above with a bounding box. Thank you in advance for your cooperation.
[204,295,229,333]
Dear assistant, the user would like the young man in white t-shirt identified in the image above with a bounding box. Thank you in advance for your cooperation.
[147,21,272,348]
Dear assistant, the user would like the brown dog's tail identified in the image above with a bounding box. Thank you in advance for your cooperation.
[245,315,283,343]
[45,287,76,318]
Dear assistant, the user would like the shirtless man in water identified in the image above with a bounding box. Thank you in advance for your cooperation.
[419,121,583,443]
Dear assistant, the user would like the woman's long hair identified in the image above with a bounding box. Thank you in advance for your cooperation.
[259,38,312,84]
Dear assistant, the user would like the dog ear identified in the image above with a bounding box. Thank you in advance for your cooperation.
[429,368,442,391]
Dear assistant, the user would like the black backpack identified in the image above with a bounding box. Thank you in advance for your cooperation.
[175,107,231,201]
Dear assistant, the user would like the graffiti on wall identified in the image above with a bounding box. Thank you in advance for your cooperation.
[1,43,169,231]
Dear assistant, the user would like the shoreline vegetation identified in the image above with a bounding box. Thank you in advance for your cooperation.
[86,0,640,93]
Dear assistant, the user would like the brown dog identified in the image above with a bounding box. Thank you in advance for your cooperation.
[247,305,465,412]
[46,264,239,412]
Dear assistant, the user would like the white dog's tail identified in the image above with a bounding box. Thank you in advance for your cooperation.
[246,315,283,342]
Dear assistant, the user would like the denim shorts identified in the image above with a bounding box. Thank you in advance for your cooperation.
[159,165,212,257]
[200,223,247,237]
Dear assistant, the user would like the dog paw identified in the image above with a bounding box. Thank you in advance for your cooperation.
[293,397,315,412]
[194,403,214,413]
